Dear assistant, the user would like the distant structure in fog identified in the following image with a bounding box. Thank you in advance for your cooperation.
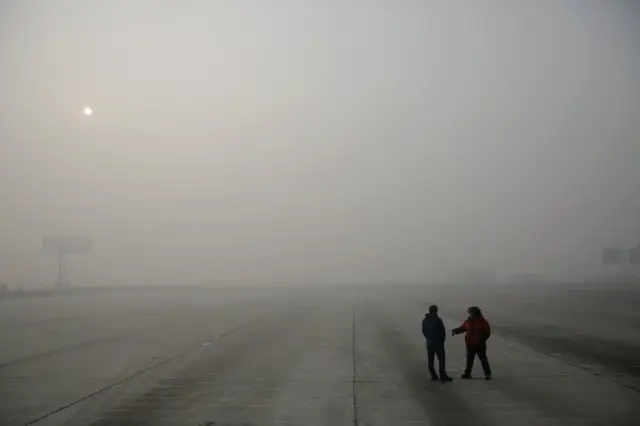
[41,236,93,289]
[602,245,639,279]
[628,245,640,265]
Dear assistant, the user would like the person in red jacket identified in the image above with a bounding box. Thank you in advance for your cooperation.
[452,306,492,380]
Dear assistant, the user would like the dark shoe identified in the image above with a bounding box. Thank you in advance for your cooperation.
[431,376,440,381]
[485,375,491,381]
[440,376,453,382]
[461,373,471,379]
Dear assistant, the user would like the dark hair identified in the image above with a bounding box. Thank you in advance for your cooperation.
[428,304,438,314]
[467,306,482,317]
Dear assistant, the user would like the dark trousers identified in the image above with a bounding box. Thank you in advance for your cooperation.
[465,342,491,376]
[427,344,447,378]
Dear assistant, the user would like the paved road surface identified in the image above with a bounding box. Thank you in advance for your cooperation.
[1,285,639,425]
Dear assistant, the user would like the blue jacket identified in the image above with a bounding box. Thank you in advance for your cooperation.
[422,313,446,347]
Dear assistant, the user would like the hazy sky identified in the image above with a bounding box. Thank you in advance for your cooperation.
[1,1,639,284]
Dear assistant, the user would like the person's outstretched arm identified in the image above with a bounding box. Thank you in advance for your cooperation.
[451,322,467,335]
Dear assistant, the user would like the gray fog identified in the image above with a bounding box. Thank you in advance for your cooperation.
[1,0,639,286]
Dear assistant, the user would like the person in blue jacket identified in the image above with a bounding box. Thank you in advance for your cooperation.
[422,304,453,382]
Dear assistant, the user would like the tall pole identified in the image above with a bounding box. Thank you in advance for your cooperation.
[57,250,66,287]
[621,250,629,279]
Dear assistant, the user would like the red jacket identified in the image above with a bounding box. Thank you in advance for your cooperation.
[455,316,491,346]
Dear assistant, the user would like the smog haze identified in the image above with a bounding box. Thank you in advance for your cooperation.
[2,1,639,285]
